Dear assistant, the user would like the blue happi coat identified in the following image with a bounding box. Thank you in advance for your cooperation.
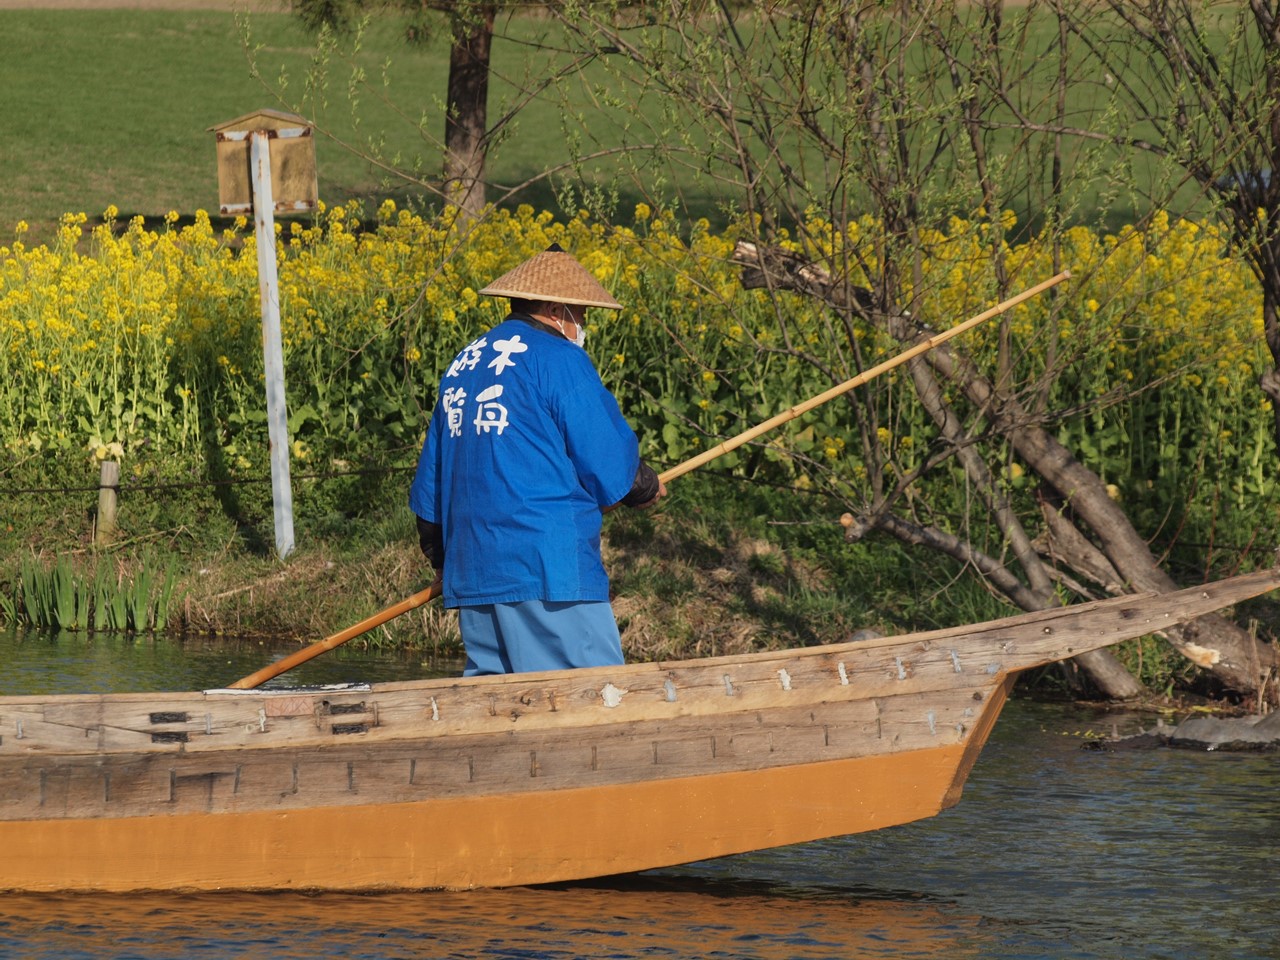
[409,315,641,607]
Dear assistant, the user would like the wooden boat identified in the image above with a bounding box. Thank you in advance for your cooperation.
[1,568,1277,893]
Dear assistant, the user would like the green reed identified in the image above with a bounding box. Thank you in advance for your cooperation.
[11,556,183,633]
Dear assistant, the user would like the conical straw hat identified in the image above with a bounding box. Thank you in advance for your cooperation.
[479,243,622,310]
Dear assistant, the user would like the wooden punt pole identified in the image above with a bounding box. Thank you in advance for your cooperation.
[659,270,1071,483]
[229,272,1070,689]
[226,580,442,689]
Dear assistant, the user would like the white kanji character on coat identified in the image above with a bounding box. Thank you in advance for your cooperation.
[441,386,468,438]
[473,384,510,435]
[489,334,529,375]
[446,337,488,378]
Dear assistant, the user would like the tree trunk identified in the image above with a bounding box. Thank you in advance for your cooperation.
[1070,649,1147,700]
[901,354,1144,701]
[1262,291,1280,448]
[732,240,1279,701]
[912,320,1280,700]
[444,4,494,220]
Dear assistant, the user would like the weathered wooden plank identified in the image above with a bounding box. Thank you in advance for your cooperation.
[60,764,113,818]
[1,649,990,758]
[229,755,297,808]
[0,675,988,788]
[4,565,1276,761]
[0,689,975,822]
[0,763,48,819]
[0,705,110,753]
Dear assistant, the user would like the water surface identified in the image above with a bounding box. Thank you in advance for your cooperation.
[2,629,1275,959]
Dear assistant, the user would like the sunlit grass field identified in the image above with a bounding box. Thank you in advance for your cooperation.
[0,6,586,241]
[0,4,1227,244]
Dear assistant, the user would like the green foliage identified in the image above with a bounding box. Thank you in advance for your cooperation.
[13,556,184,634]
[3,203,1276,573]
[1112,634,1200,697]
[20,556,86,631]
[293,0,366,34]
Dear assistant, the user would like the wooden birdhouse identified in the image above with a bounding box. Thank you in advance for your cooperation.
[209,108,318,216]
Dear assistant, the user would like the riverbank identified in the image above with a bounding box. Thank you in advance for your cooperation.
[2,468,891,669]
[7,471,1277,713]
[0,1,284,9]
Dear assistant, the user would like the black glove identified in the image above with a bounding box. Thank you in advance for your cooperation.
[416,515,445,571]
[618,462,661,508]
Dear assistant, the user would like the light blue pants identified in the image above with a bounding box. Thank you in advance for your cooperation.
[458,599,625,676]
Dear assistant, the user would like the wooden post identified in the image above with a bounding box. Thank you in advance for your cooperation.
[95,460,119,545]
[250,130,295,560]
[210,111,315,561]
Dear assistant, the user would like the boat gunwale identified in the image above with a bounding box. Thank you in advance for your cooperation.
[0,568,1273,732]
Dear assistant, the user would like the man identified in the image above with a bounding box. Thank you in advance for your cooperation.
[409,243,666,675]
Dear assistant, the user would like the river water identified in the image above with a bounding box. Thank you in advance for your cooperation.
[1,628,1277,959]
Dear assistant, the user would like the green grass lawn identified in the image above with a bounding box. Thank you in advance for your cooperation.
[3,5,1221,246]
[0,6,713,244]
[0,8,514,241]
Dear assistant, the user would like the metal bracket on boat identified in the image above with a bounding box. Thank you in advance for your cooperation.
[141,711,214,743]
[318,699,379,735]
[147,711,194,744]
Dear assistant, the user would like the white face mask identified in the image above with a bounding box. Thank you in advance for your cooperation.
[557,307,587,349]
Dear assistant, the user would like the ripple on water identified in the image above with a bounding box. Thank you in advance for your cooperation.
[0,884,991,960]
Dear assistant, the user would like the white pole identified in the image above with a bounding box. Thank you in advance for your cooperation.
[250,130,295,559]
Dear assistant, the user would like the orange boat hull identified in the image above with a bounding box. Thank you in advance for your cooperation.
[0,741,970,892]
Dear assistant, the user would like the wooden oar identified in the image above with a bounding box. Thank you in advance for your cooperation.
[227,270,1070,689]
[226,581,442,689]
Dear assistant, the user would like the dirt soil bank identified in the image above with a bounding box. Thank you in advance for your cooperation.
[0,1,285,10]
